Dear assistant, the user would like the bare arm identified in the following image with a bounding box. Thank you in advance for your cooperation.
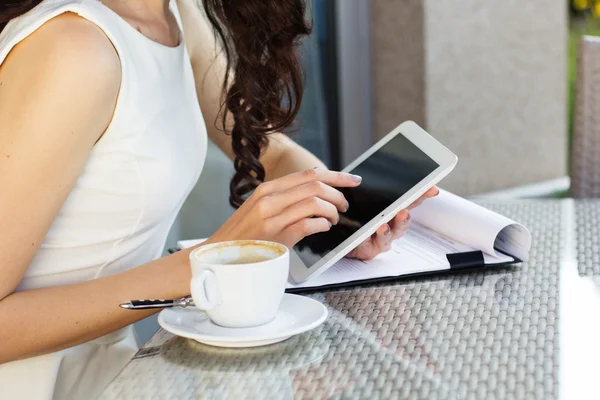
[177,1,439,259]
[0,14,195,363]
[177,0,326,181]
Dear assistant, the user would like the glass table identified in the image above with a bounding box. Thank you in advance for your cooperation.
[100,199,600,399]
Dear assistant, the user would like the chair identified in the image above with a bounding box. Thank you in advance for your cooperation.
[570,35,600,198]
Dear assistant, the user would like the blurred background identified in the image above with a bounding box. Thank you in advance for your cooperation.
[138,0,594,341]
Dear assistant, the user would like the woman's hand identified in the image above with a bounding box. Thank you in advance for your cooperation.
[346,186,439,260]
[208,168,362,248]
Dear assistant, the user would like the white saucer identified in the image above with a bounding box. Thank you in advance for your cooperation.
[158,294,328,348]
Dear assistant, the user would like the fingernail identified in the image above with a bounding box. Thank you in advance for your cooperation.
[328,221,333,228]
[345,200,350,212]
[404,214,411,223]
[384,226,391,236]
[434,187,440,196]
[351,174,362,183]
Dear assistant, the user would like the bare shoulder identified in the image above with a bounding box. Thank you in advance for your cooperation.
[0,12,121,144]
[4,11,120,79]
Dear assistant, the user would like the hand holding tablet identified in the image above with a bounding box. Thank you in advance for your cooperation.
[290,121,458,283]
[344,186,439,260]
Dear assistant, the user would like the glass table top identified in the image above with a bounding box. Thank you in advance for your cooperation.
[101,200,600,400]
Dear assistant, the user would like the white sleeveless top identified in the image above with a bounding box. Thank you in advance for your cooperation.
[0,0,207,398]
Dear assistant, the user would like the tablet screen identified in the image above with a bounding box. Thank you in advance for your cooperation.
[293,132,440,267]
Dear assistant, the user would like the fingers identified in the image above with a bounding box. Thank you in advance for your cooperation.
[347,224,392,260]
[371,223,395,255]
[407,186,439,210]
[278,217,331,248]
[345,237,372,260]
[348,210,412,260]
[389,210,411,238]
[427,186,440,197]
[270,196,340,230]
[366,211,412,256]
[251,168,361,200]
[264,180,349,214]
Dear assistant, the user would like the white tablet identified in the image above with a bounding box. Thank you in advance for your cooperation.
[289,121,458,283]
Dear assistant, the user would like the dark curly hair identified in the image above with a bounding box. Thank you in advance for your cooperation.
[202,0,311,207]
[1,0,311,208]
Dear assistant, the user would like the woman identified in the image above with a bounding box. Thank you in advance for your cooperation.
[0,0,437,398]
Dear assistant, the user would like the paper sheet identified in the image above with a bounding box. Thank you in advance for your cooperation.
[287,223,514,290]
[410,190,531,260]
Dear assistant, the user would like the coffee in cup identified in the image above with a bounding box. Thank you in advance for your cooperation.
[189,240,289,328]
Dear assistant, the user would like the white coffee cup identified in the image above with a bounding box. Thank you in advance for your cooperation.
[189,240,289,328]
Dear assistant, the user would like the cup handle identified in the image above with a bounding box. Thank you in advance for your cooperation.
[190,269,221,310]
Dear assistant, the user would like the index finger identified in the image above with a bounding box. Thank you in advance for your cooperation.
[259,168,362,196]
